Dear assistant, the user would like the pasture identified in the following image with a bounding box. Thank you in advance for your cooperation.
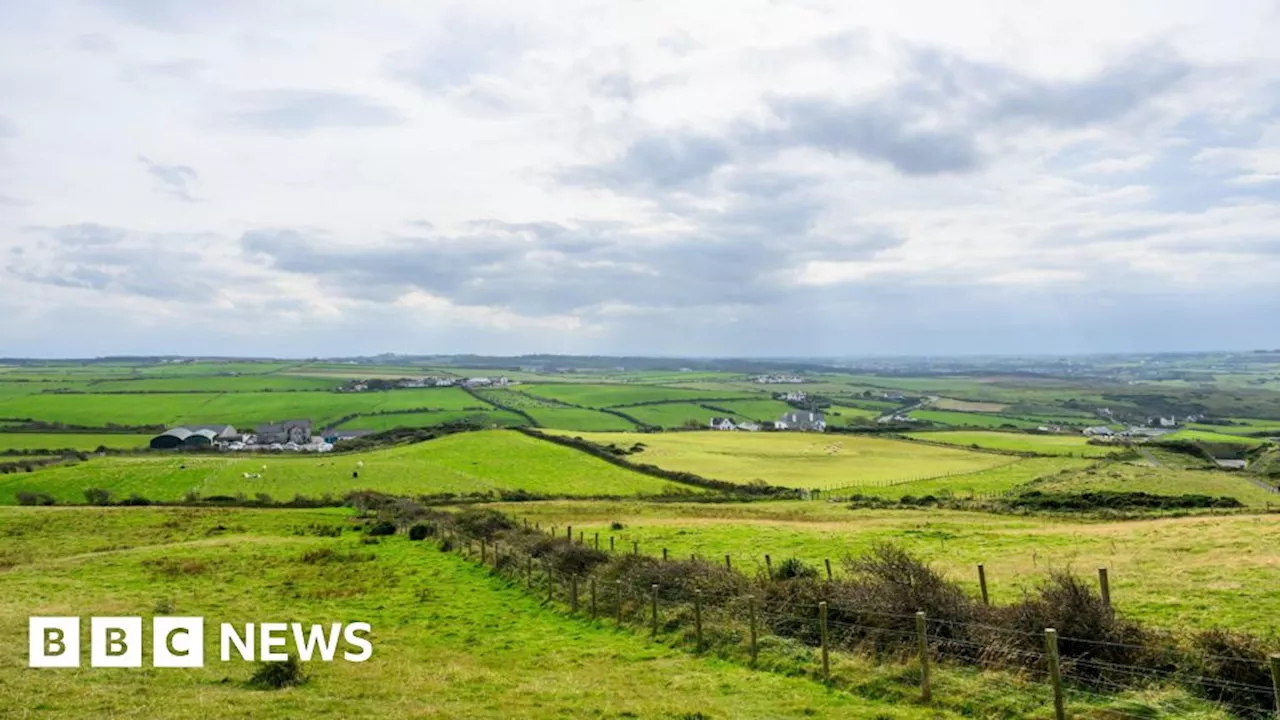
[703,399,796,423]
[909,409,1042,429]
[477,389,634,430]
[0,433,152,452]
[618,402,722,428]
[905,430,1117,457]
[0,431,691,503]
[335,409,527,431]
[1160,428,1272,447]
[931,398,1009,412]
[844,456,1092,499]
[0,507,899,719]
[0,386,494,428]
[544,431,1012,489]
[498,501,1280,633]
[514,383,757,408]
[1030,463,1279,506]
[83,375,343,392]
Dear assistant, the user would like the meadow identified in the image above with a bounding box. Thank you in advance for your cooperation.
[908,409,1043,429]
[843,456,1092,499]
[702,398,796,423]
[497,500,1280,634]
[1030,463,1279,506]
[335,409,527,431]
[618,402,724,428]
[0,507,914,719]
[83,375,344,392]
[0,386,496,429]
[905,430,1118,457]
[0,433,152,452]
[1160,428,1272,447]
[544,431,1012,489]
[514,383,757,408]
[476,389,634,430]
[0,431,691,503]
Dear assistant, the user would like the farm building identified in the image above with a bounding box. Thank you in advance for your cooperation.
[322,429,375,443]
[150,424,237,449]
[708,417,736,431]
[777,410,825,432]
[255,419,312,445]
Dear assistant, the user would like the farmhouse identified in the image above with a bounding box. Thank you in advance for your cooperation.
[149,424,238,450]
[708,417,737,431]
[777,410,826,432]
[255,419,312,445]
[1083,426,1115,437]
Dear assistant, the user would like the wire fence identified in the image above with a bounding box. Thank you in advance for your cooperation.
[432,521,1280,720]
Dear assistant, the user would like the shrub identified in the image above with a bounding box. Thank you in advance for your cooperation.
[367,521,396,536]
[452,508,516,540]
[610,521,626,531]
[15,492,55,506]
[248,654,307,689]
[1188,629,1276,712]
[408,523,433,541]
[120,494,152,506]
[772,557,819,580]
[83,488,112,506]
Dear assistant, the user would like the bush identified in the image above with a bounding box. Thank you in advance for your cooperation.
[452,508,517,540]
[1189,629,1277,712]
[83,488,112,506]
[247,654,307,689]
[119,494,152,506]
[408,523,433,541]
[610,521,626,531]
[15,491,55,506]
[772,557,819,580]
[367,521,396,536]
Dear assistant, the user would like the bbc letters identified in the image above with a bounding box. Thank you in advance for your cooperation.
[29,617,372,667]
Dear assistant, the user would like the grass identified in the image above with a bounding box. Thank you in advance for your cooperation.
[619,402,727,428]
[1161,429,1272,447]
[335,409,527,431]
[701,399,795,423]
[0,387,495,428]
[0,507,924,719]
[514,383,757,408]
[498,500,1280,634]
[0,433,152,451]
[932,398,1009,412]
[476,390,635,430]
[0,431,693,503]
[1030,462,1280,506]
[905,430,1118,457]
[84,375,343,392]
[908,410,1043,429]
[544,431,1011,489]
[846,456,1094,499]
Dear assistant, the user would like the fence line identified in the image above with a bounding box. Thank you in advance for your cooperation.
[433,520,1280,718]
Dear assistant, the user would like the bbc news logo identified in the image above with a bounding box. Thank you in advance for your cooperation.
[29,617,372,668]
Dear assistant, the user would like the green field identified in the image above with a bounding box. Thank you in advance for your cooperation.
[1030,463,1280,506]
[515,383,757,408]
[905,430,1117,457]
[499,501,1280,634]
[0,507,917,719]
[702,399,795,423]
[845,456,1092,499]
[477,389,634,430]
[619,402,725,428]
[0,433,152,452]
[544,431,1011,489]
[1160,429,1273,447]
[84,375,343,392]
[0,431,692,503]
[826,405,880,425]
[908,409,1042,429]
[0,387,492,428]
[335,409,527,431]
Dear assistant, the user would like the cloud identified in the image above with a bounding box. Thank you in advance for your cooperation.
[139,156,198,201]
[0,115,16,138]
[562,134,733,191]
[229,90,402,134]
[390,14,525,94]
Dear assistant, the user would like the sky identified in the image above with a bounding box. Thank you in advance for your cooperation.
[1,0,1278,358]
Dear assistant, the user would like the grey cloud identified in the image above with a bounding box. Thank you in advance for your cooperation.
[89,0,239,31]
[561,134,732,191]
[10,224,222,301]
[238,172,903,315]
[73,33,116,53]
[139,156,198,201]
[0,115,16,137]
[230,90,402,134]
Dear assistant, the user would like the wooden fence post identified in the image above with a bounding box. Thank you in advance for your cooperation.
[493,541,500,568]
[978,564,990,605]
[916,611,932,702]
[725,554,732,571]
[824,558,833,581]
[610,536,615,552]
[526,555,533,588]
[594,532,599,550]
[819,601,830,681]
[616,580,623,625]
[578,530,584,545]
[1098,567,1111,608]
[590,578,598,619]
[633,541,639,556]
[566,525,572,541]
[480,540,487,565]
[663,547,668,561]
[694,589,703,652]
[764,554,772,578]
[570,575,579,613]
[1269,654,1280,718]
[1046,628,1065,720]
[748,595,759,666]
[650,584,659,637]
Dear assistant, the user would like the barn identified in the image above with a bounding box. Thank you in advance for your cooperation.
[150,425,238,450]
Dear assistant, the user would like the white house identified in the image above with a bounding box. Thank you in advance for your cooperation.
[709,417,737,431]
[778,410,825,432]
